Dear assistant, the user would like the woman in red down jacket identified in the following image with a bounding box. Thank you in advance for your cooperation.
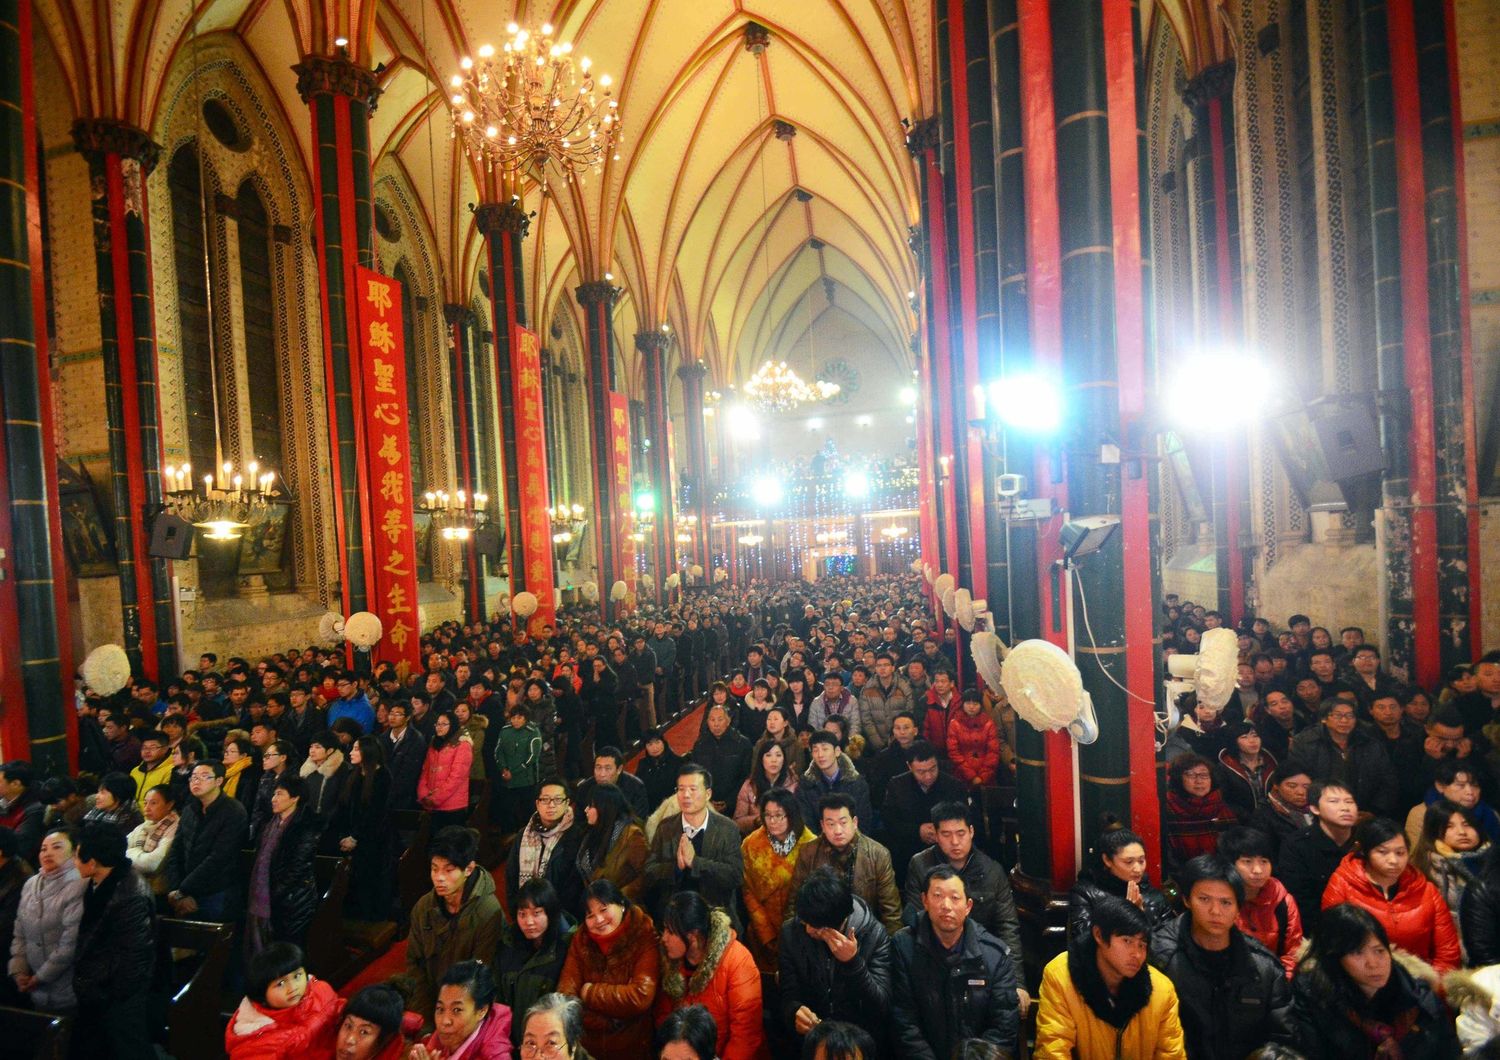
[946,689,1001,788]
[653,892,764,1060]
[1321,816,1462,973]
[417,710,474,832]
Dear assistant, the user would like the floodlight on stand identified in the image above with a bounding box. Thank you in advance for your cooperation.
[1059,515,1120,564]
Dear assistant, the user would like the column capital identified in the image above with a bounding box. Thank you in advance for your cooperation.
[676,359,709,383]
[442,302,474,327]
[575,280,621,307]
[473,200,531,240]
[635,330,672,358]
[293,55,382,109]
[904,117,941,158]
[1181,60,1236,109]
[71,119,161,173]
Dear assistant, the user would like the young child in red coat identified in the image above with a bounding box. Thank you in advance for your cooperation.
[946,688,1002,789]
[225,942,341,1060]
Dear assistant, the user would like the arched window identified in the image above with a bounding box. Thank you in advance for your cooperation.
[236,181,282,471]
[394,264,425,493]
[168,144,218,478]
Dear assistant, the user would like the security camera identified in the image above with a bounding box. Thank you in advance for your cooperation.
[996,473,1026,499]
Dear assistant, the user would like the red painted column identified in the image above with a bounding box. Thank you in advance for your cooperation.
[1016,0,1076,889]
[1386,0,1442,689]
[1101,0,1160,870]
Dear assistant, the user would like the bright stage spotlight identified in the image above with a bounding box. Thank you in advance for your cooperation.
[899,385,918,407]
[752,476,784,507]
[843,470,870,499]
[988,372,1063,435]
[725,402,761,441]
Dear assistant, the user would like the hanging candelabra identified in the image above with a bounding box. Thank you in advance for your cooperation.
[418,489,490,541]
[163,461,285,541]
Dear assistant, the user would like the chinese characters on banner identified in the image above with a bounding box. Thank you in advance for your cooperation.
[512,326,557,634]
[353,266,422,669]
[607,391,636,596]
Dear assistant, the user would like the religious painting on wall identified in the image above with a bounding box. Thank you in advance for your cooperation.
[57,462,117,578]
[236,503,290,575]
[413,512,435,583]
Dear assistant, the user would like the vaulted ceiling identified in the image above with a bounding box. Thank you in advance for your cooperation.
[32,0,1223,395]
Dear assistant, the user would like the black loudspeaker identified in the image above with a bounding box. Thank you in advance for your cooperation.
[473,525,504,559]
[148,514,195,560]
[1308,399,1385,481]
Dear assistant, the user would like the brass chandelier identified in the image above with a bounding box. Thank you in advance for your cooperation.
[450,23,621,184]
[742,360,839,413]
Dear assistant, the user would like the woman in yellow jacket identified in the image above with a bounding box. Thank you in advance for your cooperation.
[1034,894,1187,1059]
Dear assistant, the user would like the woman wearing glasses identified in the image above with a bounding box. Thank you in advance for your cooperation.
[517,993,592,1060]
[249,740,299,842]
[557,879,661,1057]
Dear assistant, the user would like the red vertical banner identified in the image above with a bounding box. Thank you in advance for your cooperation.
[512,326,557,634]
[354,266,421,668]
[608,391,636,600]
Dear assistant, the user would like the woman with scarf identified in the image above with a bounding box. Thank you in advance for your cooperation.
[557,878,661,1057]
[740,789,815,976]
[1289,903,1457,1058]
[506,779,585,917]
[576,782,648,904]
[298,731,350,829]
[221,734,260,802]
[652,891,763,1060]
[732,738,798,834]
[1411,798,1489,960]
[1163,752,1237,871]
[125,782,182,895]
[81,772,144,834]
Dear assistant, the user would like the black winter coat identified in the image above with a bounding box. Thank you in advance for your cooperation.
[262,805,323,942]
[636,748,683,809]
[902,846,1022,960]
[332,767,392,921]
[777,895,892,1054]
[1149,914,1293,1059]
[1276,823,1353,937]
[169,792,249,901]
[1287,725,1400,817]
[504,818,585,916]
[891,914,1019,1060]
[74,865,155,1004]
[881,769,967,876]
[1067,871,1173,948]
[1288,955,1458,1059]
[1461,853,1500,966]
[382,726,428,811]
[690,728,753,812]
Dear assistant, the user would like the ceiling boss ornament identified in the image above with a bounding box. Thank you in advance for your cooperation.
[449,22,621,185]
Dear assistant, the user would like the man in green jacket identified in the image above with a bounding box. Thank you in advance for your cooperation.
[402,825,503,1019]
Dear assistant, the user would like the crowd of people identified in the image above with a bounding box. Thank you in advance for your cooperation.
[1,573,1498,1058]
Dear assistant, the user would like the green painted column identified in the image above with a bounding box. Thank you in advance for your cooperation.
[0,0,70,769]
[73,119,177,684]
[295,55,380,622]
[637,330,676,598]
[577,279,622,616]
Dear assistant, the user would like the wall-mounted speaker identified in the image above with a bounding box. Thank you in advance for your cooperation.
[148,514,195,560]
[473,526,504,559]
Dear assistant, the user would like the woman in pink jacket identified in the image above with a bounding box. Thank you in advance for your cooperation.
[418,711,474,832]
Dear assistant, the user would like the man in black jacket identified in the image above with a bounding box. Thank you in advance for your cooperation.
[864,712,922,811]
[1288,698,1399,817]
[691,703,752,816]
[902,801,1023,971]
[1150,855,1293,1059]
[166,760,249,922]
[1276,778,1357,936]
[574,747,650,820]
[891,864,1019,1059]
[504,778,585,915]
[382,700,428,811]
[74,825,156,1060]
[881,741,965,885]
[778,866,893,1057]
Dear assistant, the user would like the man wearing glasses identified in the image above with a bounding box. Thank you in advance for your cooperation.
[1288,697,1399,817]
[504,778,584,914]
[165,760,248,921]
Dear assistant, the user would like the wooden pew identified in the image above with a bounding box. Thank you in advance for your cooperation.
[393,808,432,924]
[0,1007,69,1059]
[304,855,352,983]
[159,917,235,1060]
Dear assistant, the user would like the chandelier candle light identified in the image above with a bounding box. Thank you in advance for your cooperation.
[163,460,283,541]
[742,360,839,413]
[419,489,490,541]
[450,23,621,184]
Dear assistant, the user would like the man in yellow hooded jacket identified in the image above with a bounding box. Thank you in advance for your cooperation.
[1035,893,1187,1059]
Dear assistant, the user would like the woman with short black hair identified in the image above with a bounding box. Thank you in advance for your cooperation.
[557,878,660,1056]
[656,1004,719,1060]
[653,891,763,1060]
[496,878,575,1049]
[410,958,512,1060]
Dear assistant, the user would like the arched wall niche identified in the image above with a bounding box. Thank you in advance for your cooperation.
[149,35,332,604]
